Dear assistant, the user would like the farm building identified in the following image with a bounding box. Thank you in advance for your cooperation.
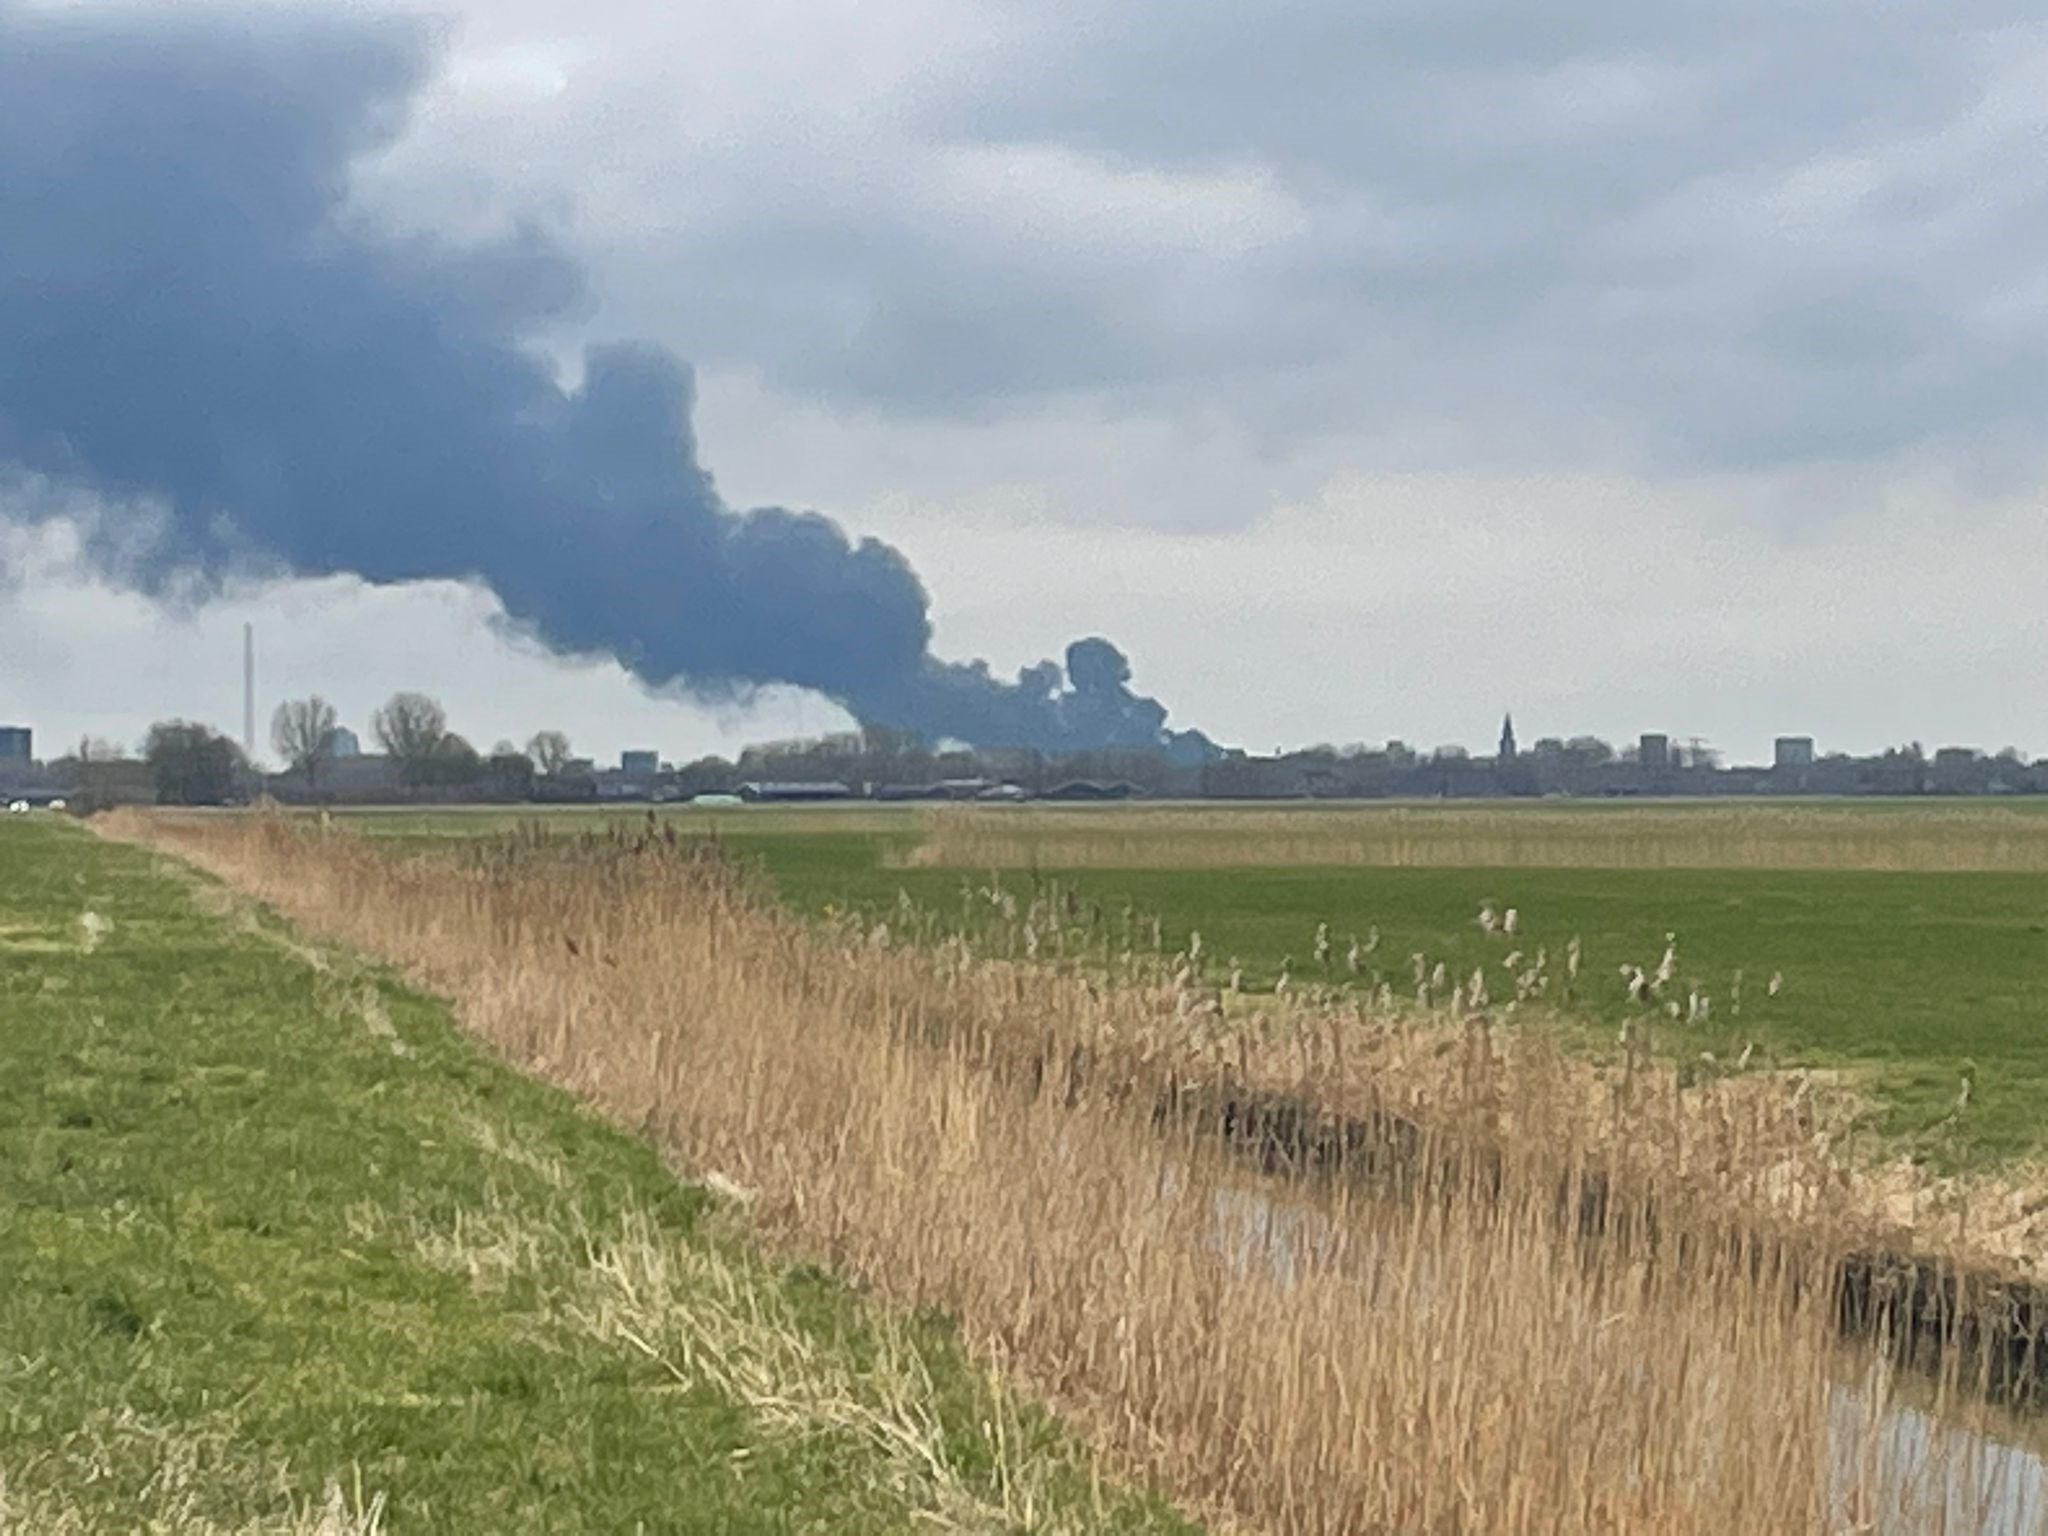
[1041,779,1139,802]
[737,780,856,803]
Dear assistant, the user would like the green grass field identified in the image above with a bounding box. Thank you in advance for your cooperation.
[339,803,2048,1167]
[0,815,1192,1532]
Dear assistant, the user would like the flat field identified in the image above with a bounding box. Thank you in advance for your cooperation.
[0,815,1189,1532]
[342,800,2048,1165]
[124,806,2048,1533]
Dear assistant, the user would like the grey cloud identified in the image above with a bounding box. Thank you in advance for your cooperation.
[511,0,2048,482]
[927,1,2048,470]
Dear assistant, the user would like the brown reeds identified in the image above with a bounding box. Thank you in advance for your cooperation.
[896,803,2048,873]
[110,811,2046,1535]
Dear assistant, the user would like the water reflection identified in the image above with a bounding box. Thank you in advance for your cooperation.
[1198,1169,2048,1534]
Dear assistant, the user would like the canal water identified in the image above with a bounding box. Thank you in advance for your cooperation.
[1195,1170,2048,1533]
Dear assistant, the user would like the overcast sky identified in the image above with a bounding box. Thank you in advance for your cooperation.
[6,0,2048,765]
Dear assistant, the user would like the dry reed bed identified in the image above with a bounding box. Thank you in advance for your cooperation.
[111,812,2041,1535]
[897,804,2048,872]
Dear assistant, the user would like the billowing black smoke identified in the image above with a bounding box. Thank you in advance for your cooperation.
[0,3,1214,758]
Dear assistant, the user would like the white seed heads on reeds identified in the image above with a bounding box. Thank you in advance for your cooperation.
[1566,936,1582,980]
[1345,938,1362,974]
[1654,935,1678,992]
[1313,923,1331,967]
[1768,971,1784,997]
[1363,925,1380,954]
[1503,907,1520,937]
[1477,903,1499,935]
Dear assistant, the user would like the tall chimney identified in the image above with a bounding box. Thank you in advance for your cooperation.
[243,622,255,758]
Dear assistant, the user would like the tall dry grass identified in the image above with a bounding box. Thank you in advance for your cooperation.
[113,811,2042,1535]
[897,804,2048,872]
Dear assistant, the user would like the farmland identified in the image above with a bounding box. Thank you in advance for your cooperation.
[105,804,2048,1532]
[347,800,2048,1166]
[16,799,2048,1532]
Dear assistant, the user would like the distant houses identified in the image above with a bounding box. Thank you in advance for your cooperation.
[1774,736,1816,769]
[5,708,2048,809]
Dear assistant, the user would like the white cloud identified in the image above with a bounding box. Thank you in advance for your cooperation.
[867,466,2048,763]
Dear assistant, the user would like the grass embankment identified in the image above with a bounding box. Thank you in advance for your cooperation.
[111,811,2046,1534]
[0,816,1192,1533]
[342,803,2048,1166]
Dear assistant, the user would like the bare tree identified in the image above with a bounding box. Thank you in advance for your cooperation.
[373,692,448,783]
[525,729,573,777]
[271,696,338,788]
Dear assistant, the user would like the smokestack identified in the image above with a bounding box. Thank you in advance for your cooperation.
[243,622,255,759]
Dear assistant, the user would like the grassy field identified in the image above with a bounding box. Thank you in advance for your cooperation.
[115,807,2048,1533]
[0,815,1192,1532]
[339,802,2048,1166]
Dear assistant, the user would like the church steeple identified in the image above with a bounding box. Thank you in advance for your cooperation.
[1499,713,1518,761]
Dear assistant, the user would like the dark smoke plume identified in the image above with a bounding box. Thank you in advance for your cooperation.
[0,3,1214,757]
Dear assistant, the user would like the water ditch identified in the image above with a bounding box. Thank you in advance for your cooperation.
[1176,1082,2048,1404]
[1190,1160,2048,1533]
[1014,1022,2048,1528]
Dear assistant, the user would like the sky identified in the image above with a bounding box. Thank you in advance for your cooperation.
[4,0,2048,766]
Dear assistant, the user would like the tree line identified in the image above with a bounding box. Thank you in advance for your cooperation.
[136,693,579,805]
